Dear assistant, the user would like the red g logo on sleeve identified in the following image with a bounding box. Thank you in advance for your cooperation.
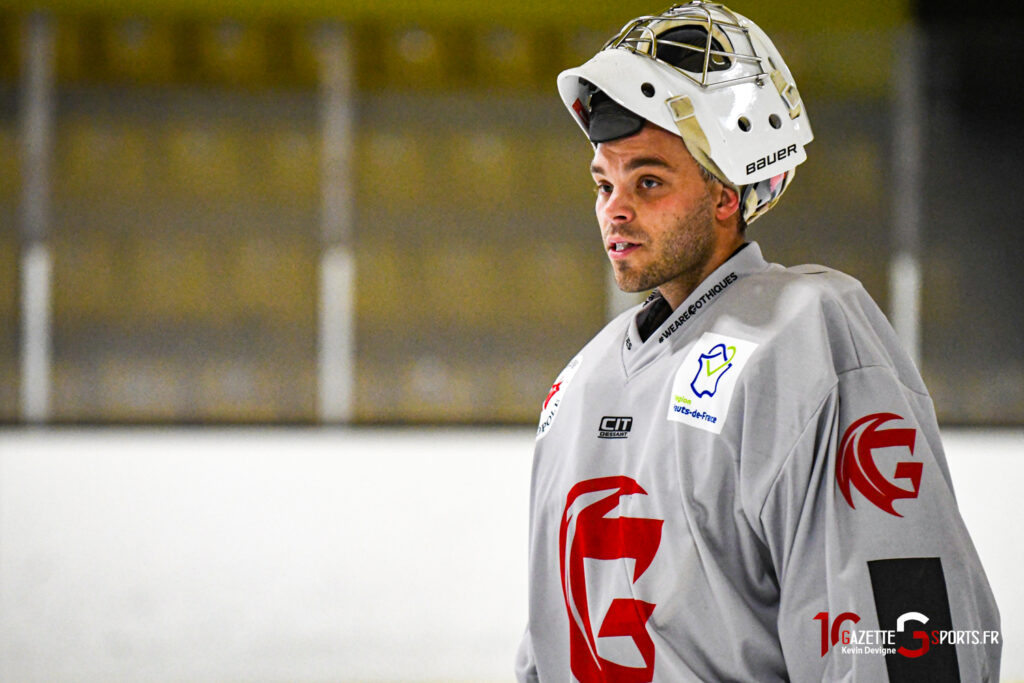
[836,413,923,517]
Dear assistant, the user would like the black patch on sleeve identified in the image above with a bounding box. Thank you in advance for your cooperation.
[868,557,960,682]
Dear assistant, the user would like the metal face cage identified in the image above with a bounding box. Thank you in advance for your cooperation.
[601,2,769,90]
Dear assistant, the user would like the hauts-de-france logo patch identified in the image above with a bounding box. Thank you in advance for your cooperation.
[667,332,759,434]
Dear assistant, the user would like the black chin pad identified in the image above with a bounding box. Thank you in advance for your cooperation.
[587,92,646,143]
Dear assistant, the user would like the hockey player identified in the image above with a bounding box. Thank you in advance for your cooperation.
[517,3,1001,681]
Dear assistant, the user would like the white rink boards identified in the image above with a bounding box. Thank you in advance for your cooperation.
[0,427,1020,682]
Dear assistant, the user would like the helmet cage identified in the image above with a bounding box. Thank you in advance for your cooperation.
[603,3,767,91]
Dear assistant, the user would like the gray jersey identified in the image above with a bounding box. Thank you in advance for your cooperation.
[517,242,1000,682]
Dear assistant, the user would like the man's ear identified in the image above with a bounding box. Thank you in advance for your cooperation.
[713,183,740,222]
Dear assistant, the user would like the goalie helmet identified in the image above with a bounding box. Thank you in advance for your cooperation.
[557,1,812,224]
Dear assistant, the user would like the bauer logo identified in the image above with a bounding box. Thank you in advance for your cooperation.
[745,143,797,176]
[667,332,758,434]
[537,355,583,440]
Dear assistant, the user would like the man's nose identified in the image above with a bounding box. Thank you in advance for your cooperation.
[600,187,636,224]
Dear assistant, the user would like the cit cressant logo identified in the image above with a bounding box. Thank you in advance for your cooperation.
[598,416,633,439]
[561,477,663,683]
[836,413,922,517]
[689,342,736,398]
[814,610,1000,658]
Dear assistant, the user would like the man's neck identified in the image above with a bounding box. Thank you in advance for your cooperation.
[659,239,747,310]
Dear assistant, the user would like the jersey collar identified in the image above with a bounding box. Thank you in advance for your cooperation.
[621,241,769,375]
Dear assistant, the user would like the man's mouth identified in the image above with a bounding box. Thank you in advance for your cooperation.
[608,240,641,258]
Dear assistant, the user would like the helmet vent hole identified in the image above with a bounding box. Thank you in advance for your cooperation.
[769,114,782,129]
[641,82,655,97]
[738,116,751,132]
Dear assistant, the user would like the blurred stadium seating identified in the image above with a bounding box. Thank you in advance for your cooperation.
[0,3,1020,425]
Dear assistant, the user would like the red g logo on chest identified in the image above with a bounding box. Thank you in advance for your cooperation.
[560,477,664,682]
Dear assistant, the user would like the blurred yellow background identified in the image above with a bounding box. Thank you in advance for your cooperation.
[1,0,1021,425]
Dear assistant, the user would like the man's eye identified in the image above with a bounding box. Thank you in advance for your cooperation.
[639,177,661,189]
[595,183,612,195]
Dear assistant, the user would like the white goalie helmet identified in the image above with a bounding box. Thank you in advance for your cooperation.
[557,1,813,223]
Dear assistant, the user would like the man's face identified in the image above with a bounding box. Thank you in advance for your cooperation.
[590,123,718,304]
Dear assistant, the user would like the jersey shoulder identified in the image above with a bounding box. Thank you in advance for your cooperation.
[749,262,924,393]
[744,260,877,322]
[785,262,865,295]
[738,261,869,330]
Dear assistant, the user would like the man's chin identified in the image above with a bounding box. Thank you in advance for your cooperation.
[612,272,656,294]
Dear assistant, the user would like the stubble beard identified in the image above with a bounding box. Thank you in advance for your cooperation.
[610,198,716,296]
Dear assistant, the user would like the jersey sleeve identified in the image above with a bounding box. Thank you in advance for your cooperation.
[759,364,1002,682]
[516,627,540,683]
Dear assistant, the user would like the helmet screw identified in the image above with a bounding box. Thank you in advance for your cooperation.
[641,82,655,97]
